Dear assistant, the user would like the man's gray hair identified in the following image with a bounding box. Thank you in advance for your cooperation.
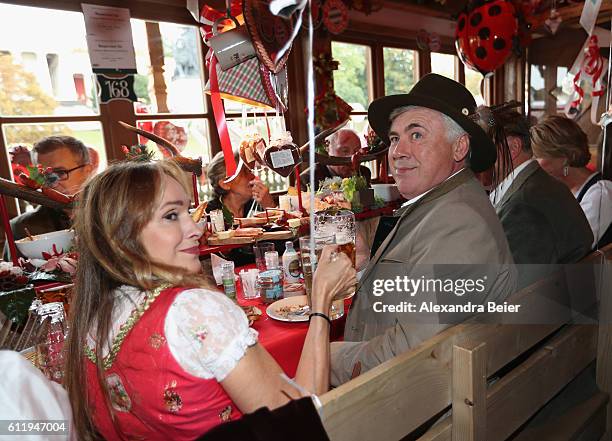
[389,105,467,144]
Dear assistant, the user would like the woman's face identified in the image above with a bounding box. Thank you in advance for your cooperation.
[226,167,255,200]
[535,155,567,180]
[140,175,203,274]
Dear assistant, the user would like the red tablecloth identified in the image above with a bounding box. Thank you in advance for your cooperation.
[228,265,348,377]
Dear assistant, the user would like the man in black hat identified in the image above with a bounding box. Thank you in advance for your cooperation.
[484,109,592,289]
[330,74,517,385]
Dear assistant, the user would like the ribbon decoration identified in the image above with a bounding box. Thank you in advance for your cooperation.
[208,54,238,177]
[199,1,243,43]
[567,35,608,124]
[200,2,243,177]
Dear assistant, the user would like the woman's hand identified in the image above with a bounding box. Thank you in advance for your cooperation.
[311,245,357,314]
[249,177,275,208]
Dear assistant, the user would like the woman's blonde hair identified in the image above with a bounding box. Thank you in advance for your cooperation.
[530,115,590,167]
[65,160,211,440]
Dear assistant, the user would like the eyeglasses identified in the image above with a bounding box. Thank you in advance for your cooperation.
[51,164,89,181]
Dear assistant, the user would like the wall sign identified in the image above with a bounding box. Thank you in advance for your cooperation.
[96,74,137,104]
[82,3,137,74]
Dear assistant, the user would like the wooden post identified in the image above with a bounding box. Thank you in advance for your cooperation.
[452,341,487,441]
[597,257,612,440]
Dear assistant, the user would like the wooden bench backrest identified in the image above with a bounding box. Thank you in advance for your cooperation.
[319,245,612,441]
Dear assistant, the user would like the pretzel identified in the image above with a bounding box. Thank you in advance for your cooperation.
[191,201,208,223]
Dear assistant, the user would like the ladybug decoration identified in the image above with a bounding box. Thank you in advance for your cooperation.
[455,0,518,77]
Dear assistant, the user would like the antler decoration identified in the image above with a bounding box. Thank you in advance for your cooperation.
[298,119,389,167]
[118,122,203,176]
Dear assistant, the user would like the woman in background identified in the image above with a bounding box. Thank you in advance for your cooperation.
[531,115,612,248]
[65,160,355,440]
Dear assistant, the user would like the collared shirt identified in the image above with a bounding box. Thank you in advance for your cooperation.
[574,172,612,247]
[400,167,466,209]
[489,159,536,206]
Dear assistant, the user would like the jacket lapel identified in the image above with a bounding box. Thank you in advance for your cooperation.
[359,168,475,283]
[496,160,539,210]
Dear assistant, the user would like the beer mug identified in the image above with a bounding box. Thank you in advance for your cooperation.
[313,210,357,300]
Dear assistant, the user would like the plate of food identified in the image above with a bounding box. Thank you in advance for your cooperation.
[241,305,263,326]
[267,295,310,322]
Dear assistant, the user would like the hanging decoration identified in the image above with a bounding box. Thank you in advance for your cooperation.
[455,0,519,77]
[322,0,349,34]
[312,53,353,133]
[544,1,562,35]
[566,34,607,124]
[416,29,441,52]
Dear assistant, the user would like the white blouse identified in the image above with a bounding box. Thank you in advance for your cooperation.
[575,175,612,247]
[87,285,258,382]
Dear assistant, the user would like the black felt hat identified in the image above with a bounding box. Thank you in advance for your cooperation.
[368,73,496,173]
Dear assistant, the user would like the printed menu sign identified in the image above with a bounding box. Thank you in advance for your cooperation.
[82,4,137,74]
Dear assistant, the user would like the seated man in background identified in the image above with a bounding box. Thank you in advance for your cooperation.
[6,136,96,258]
[300,128,372,191]
[484,108,592,288]
[331,74,517,385]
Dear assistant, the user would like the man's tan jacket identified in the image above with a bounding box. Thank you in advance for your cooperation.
[331,169,517,385]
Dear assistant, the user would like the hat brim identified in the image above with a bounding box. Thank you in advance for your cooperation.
[368,93,496,173]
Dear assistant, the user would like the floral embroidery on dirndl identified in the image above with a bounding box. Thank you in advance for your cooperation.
[106,373,132,412]
[148,333,166,350]
[219,405,232,422]
[192,326,208,344]
[163,380,183,413]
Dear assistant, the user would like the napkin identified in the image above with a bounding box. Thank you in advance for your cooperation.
[211,254,231,285]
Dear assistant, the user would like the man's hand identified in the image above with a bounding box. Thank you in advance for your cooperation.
[250,177,275,208]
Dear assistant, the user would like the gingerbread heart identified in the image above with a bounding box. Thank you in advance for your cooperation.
[263,142,302,177]
[239,138,258,170]
[252,138,268,168]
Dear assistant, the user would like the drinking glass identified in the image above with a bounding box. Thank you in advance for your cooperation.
[298,235,343,319]
[314,209,357,299]
[253,242,275,272]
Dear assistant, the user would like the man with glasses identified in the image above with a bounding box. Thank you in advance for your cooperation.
[6,136,96,259]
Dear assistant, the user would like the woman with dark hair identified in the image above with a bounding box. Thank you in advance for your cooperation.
[64,160,356,440]
[531,115,612,248]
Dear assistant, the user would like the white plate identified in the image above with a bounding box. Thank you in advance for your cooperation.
[267,295,310,322]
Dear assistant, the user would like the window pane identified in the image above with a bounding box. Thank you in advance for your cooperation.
[132,20,205,114]
[0,4,99,117]
[331,41,372,112]
[430,52,456,80]
[3,121,107,172]
[135,118,211,162]
[225,116,289,193]
[529,64,546,120]
[383,47,417,95]
[464,68,486,106]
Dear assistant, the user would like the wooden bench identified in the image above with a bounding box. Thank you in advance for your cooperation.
[319,245,612,441]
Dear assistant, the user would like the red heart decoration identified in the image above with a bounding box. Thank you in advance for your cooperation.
[263,142,302,177]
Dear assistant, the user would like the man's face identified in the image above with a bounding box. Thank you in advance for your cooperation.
[37,146,94,196]
[328,131,361,177]
[388,108,462,199]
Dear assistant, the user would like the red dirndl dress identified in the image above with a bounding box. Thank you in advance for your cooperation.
[84,286,242,440]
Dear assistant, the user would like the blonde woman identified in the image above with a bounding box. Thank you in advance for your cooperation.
[65,160,355,440]
[531,115,612,248]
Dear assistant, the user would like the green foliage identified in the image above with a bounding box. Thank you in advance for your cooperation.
[134,74,151,104]
[383,48,416,95]
[0,54,72,144]
[331,42,368,109]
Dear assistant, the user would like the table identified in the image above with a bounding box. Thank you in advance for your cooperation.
[230,265,349,377]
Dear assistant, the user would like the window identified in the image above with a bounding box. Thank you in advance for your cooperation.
[383,47,417,95]
[331,41,372,113]
[430,52,457,80]
[464,68,486,106]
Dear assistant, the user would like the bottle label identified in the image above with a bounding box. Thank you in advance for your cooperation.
[288,258,301,279]
[223,279,236,300]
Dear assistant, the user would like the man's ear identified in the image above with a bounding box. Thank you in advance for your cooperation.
[453,134,470,162]
[508,136,524,161]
